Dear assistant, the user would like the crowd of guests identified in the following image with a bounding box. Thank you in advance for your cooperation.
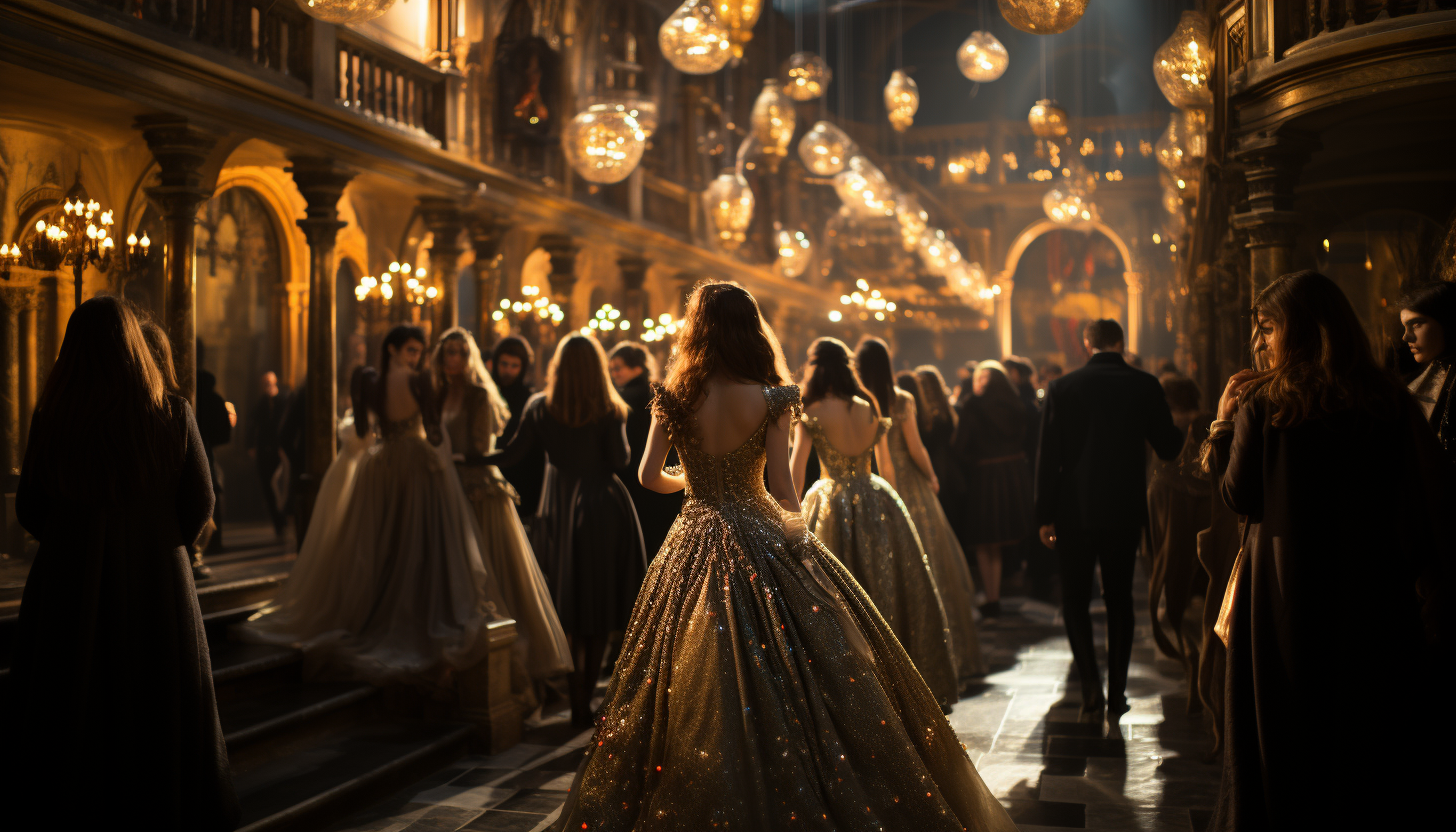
[3,269,1453,830]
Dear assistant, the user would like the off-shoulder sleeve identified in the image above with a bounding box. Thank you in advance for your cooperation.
[650,382,699,449]
[765,384,802,426]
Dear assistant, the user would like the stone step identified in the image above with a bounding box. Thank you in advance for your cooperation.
[222,680,379,754]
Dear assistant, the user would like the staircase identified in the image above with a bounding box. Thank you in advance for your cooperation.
[0,524,486,832]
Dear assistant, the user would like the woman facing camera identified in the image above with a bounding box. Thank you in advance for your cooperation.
[1400,280,1456,465]
[1205,271,1447,831]
[552,281,1015,832]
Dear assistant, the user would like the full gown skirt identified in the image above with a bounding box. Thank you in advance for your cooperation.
[553,384,1017,832]
[799,414,960,707]
[236,413,504,687]
[888,394,986,681]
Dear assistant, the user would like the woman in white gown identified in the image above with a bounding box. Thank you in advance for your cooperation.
[237,325,568,695]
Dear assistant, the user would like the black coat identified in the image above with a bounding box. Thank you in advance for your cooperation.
[3,397,238,830]
[1207,393,1448,830]
[618,374,682,560]
[496,377,546,518]
[1034,352,1183,530]
[245,393,285,457]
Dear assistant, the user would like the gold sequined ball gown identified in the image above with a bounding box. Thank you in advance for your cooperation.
[553,384,1016,832]
[888,391,986,682]
[799,411,960,706]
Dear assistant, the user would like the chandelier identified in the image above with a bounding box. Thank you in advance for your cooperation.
[660,0,733,75]
[641,312,688,343]
[491,284,565,327]
[588,302,628,334]
[835,278,898,323]
[895,195,928,252]
[1027,99,1069,138]
[998,0,1089,35]
[917,228,963,276]
[704,171,754,250]
[883,70,920,133]
[295,0,395,25]
[782,52,831,101]
[750,79,796,172]
[1043,186,1094,224]
[580,94,659,138]
[775,226,814,279]
[833,156,896,219]
[18,193,152,304]
[1154,10,1214,110]
[1155,112,1199,183]
[717,0,763,61]
[798,120,854,176]
[957,31,1009,82]
[947,260,995,312]
[563,106,647,184]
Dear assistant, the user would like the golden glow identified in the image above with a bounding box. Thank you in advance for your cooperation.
[957,30,1009,82]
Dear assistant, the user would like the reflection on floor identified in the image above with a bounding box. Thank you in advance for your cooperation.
[330,595,1221,832]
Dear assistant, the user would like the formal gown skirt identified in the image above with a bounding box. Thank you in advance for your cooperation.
[890,458,986,680]
[531,464,646,638]
[552,495,1018,832]
[801,475,959,706]
[969,454,1033,546]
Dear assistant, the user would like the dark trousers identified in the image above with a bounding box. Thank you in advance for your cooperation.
[255,452,286,534]
[1056,526,1141,705]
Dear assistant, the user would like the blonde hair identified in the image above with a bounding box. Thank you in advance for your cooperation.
[433,327,511,433]
[546,334,631,427]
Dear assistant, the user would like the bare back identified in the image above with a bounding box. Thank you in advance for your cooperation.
[384,368,420,422]
[803,396,881,457]
[691,378,772,456]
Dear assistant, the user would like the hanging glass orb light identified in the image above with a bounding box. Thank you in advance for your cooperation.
[896,195,928,252]
[1180,107,1208,160]
[1027,99,1069,138]
[581,94,659,138]
[883,70,920,133]
[783,52,832,101]
[295,0,394,24]
[798,120,854,176]
[1043,185,1095,224]
[1155,112,1198,181]
[750,79,796,171]
[1154,10,1214,109]
[957,31,1010,82]
[917,228,962,276]
[562,107,647,184]
[717,0,763,61]
[997,0,1089,35]
[704,171,754,250]
[775,226,813,279]
[660,0,733,75]
[833,156,895,219]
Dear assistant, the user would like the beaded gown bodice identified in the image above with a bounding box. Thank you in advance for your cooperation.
[378,411,426,441]
[651,383,801,513]
[799,412,890,481]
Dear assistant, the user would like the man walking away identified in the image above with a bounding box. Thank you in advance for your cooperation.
[247,371,288,539]
[1034,319,1183,726]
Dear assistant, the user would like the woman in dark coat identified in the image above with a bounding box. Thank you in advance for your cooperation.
[2,296,237,830]
[609,341,682,561]
[916,365,972,554]
[1206,271,1446,831]
[486,334,646,726]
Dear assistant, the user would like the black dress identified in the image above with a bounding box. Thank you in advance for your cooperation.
[1207,394,1447,831]
[2,396,238,830]
[618,374,683,560]
[485,394,647,638]
[497,377,546,521]
[925,410,973,553]
[955,394,1033,546]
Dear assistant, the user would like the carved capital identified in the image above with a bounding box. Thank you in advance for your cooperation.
[136,115,219,212]
[617,255,651,293]
[1230,210,1301,250]
[419,196,466,258]
[1232,131,1318,215]
[468,213,512,265]
[287,157,355,248]
[537,233,579,296]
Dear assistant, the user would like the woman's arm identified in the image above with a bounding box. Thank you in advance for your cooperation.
[766,411,801,512]
[1215,402,1264,519]
[790,421,812,495]
[898,397,939,491]
[638,416,686,494]
[482,399,540,468]
[875,433,898,492]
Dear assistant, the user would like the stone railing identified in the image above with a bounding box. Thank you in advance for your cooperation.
[83,0,313,84]
[335,29,449,147]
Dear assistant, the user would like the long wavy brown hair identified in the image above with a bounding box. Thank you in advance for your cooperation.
[915,364,957,429]
[432,326,510,431]
[546,334,630,427]
[1244,270,1398,427]
[801,337,880,416]
[664,280,790,406]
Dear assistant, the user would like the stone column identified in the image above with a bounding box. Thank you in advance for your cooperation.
[288,156,355,536]
[617,254,651,336]
[995,272,1015,358]
[0,286,29,479]
[137,116,219,403]
[419,196,466,331]
[1123,272,1145,355]
[19,292,37,453]
[1231,132,1317,297]
[538,234,580,327]
[468,213,511,347]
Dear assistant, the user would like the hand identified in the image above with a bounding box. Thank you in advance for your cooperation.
[1217,370,1258,421]
[1039,524,1057,549]
[929,474,940,495]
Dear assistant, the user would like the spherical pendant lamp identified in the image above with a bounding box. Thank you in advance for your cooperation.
[884,70,920,133]
[783,52,832,101]
[1154,10,1214,110]
[717,0,764,61]
[957,31,1009,82]
[1180,107,1208,160]
[1042,186,1088,224]
[1154,112,1198,181]
[562,107,647,184]
[798,121,854,176]
[704,171,754,250]
[896,195,928,252]
[750,79,796,171]
[660,0,733,75]
[296,0,394,24]
[998,0,1089,35]
[1027,99,1069,138]
[833,156,894,219]
[775,226,813,279]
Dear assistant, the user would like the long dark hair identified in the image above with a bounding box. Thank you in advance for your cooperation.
[1246,270,1397,428]
[915,365,957,429]
[380,324,427,375]
[801,337,879,416]
[33,295,177,491]
[1399,281,1456,361]
[546,334,631,427]
[896,371,930,433]
[854,336,896,417]
[139,319,179,394]
[665,280,790,406]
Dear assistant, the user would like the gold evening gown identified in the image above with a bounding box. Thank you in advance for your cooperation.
[888,391,986,682]
[799,412,960,707]
[553,384,1016,832]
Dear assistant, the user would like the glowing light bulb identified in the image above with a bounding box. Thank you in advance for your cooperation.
[782,52,831,101]
[957,31,1009,83]
[660,0,732,75]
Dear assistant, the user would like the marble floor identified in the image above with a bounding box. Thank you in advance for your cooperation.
[331,592,1221,832]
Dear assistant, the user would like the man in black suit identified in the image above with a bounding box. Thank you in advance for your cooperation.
[247,371,288,538]
[1035,319,1184,724]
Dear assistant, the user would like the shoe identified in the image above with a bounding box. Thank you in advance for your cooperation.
[1078,695,1106,725]
[978,600,1002,619]
[1107,698,1130,724]
[192,563,213,581]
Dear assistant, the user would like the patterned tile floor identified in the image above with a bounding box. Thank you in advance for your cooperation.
[332,589,1221,832]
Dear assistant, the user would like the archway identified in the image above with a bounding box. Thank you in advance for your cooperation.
[996,218,1142,366]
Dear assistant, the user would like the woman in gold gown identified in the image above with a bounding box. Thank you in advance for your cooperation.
[552,282,1015,832]
[791,337,959,708]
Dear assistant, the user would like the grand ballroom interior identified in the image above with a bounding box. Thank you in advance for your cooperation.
[1,0,1454,830]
